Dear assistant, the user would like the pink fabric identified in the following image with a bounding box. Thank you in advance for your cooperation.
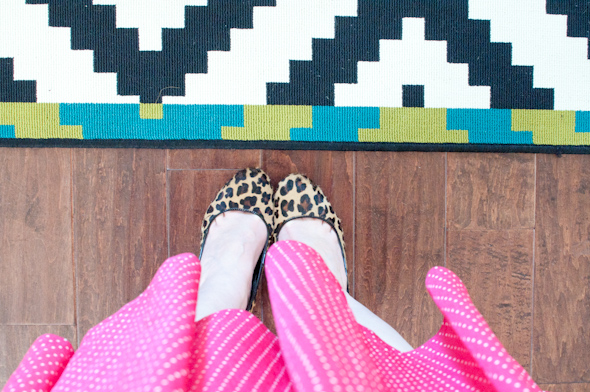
[4,253,291,392]
[4,242,547,392]
[266,241,547,392]
[3,334,74,392]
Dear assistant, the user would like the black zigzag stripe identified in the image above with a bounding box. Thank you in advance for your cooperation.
[0,58,37,102]
[27,0,275,103]
[547,0,590,59]
[266,3,399,106]
[267,0,554,109]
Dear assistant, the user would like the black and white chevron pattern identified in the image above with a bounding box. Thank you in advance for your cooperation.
[1,0,589,109]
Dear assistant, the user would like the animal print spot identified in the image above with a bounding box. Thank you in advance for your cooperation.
[265,206,273,216]
[225,188,233,198]
[281,199,294,217]
[298,194,313,214]
[314,193,324,204]
[258,175,270,186]
[240,196,257,208]
[229,201,239,209]
[261,192,271,204]
[295,177,307,192]
[215,192,224,201]
[235,170,247,182]
[249,168,261,177]
[207,205,214,214]
[215,201,227,212]
[251,181,262,195]
[280,180,294,196]
[237,183,249,196]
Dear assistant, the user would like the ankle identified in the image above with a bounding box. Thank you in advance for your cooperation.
[200,212,268,274]
[197,211,268,318]
[196,274,251,320]
[278,218,347,290]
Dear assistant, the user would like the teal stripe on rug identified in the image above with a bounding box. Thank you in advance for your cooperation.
[448,109,533,144]
[59,104,243,140]
[0,125,15,138]
[576,112,590,133]
[291,106,380,142]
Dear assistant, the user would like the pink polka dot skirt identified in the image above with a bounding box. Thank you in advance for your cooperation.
[4,241,548,392]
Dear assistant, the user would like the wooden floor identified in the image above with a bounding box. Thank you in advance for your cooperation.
[1,148,589,391]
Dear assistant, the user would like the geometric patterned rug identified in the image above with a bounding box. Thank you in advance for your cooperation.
[2,0,590,153]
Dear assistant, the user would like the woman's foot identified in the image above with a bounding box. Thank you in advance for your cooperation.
[196,211,268,321]
[278,218,348,291]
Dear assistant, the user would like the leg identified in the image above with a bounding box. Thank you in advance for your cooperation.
[278,218,412,352]
[344,292,413,352]
[195,211,268,321]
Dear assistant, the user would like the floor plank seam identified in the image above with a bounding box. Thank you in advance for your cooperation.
[72,149,81,347]
[166,169,171,259]
[352,151,356,298]
[529,154,537,377]
[445,228,534,232]
[2,324,78,326]
[543,382,590,385]
[166,168,251,172]
[70,148,78,345]
[444,152,448,269]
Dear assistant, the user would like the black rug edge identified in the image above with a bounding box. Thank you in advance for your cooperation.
[0,138,587,155]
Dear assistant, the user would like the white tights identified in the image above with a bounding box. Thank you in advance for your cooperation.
[345,292,413,352]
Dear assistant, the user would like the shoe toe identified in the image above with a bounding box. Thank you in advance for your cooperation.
[200,168,275,253]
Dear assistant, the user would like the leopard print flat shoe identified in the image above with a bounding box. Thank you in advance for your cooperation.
[199,168,274,311]
[273,173,348,292]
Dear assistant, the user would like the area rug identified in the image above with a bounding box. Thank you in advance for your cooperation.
[1,0,589,153]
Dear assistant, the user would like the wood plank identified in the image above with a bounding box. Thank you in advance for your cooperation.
[355,151,445,349]
[534,154,590,383]
[447,229,534,370]
[168,169,264,321]
[539,384,590,392]
[168,170,236,256]
[447,153,535,230]
[168,149,261,170]
[73,149,167,344]
[0,325,76,388]
[261,150,354,331]
[0,148,74,324]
